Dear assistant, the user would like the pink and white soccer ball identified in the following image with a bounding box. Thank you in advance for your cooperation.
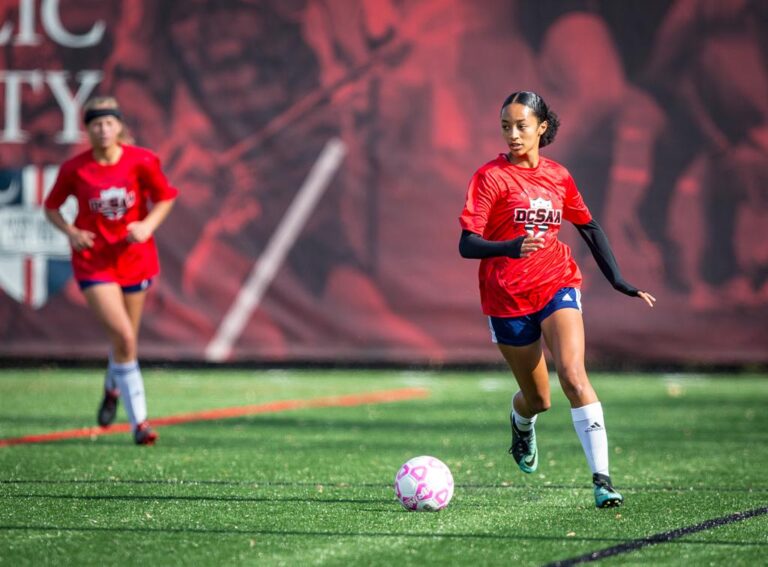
[394,455,454,511]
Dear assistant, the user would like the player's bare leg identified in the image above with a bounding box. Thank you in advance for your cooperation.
[84,284,156,445]
[542,308,622,507]
[84,284,131,427]
[540,308,595,407]
[123,288,147,338]
[84,283,136,362]
[121,287,157,444]
[498,341,550,473]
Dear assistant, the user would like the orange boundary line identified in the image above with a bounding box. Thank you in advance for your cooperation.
[0,387,429,448]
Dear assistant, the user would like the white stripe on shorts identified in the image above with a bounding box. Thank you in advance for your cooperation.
[487,317,498,344]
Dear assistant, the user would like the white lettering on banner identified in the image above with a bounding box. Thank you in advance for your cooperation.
[0,71,44,142]
[0,208,69,254]
[0,0,107,144]
[0,165,70,255]
[0,0,40,45]
[0,70,103,143]
[42,0,106,47]
[0,0,105,47]
[47,70,103,142]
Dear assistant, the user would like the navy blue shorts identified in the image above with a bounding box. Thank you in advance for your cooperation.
[488,287,582,347]
[78,279,153,294]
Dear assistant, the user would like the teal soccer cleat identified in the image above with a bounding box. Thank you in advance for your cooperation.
[593,473,623,508]
[509,415,538,473]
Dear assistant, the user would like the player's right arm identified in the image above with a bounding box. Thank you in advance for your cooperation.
[458,230,544,259]
[44,207,95,252]
[459,168,546,260]
[43,162,95,252]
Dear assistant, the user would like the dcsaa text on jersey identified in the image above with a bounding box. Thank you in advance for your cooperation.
[88,186,135,220]
[514,197,562,237]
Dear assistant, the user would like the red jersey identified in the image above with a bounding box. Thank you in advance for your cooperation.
[459,154,592,317]
[44,145,178,284]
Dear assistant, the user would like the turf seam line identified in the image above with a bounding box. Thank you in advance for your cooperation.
[545,505,768,566]
[0,387,429,447]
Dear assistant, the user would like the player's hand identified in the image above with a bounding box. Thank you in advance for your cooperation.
[637,290,656,308]
[126,221,153,243]
[519,235,545,258]
[68,228,95,251]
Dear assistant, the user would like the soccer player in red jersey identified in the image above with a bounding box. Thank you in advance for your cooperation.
[459,91,655,507]
[44,97,178,445]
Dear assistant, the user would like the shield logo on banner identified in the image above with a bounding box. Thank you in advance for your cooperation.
[0,166,73,308]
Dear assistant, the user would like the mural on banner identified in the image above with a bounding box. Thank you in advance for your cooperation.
[1,0,767,364]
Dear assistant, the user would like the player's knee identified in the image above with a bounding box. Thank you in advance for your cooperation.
[560,378,589,402]
[113,328,137,359]
[557,363,588,391]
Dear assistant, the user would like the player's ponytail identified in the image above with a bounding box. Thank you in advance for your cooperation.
[500,91,560,148]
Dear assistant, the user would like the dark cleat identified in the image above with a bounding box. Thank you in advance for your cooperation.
[134,421,158,446]
[97,389,119,427]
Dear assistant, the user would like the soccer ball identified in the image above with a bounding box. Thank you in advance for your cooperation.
[394,455,454,511]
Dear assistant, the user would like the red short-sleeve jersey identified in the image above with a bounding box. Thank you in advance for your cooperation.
[459,154,592,317]
[44,144,178,285]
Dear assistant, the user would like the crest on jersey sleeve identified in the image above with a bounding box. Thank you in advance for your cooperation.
[0,166,73,308]
[514,196,563,237]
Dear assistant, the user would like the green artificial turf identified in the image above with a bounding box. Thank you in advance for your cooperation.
[0,369,766,566]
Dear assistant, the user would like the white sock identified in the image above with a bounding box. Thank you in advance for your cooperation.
[571,402,609,476]
[512,409,537,432]
[112,360,147,429]
[104,353,118,392]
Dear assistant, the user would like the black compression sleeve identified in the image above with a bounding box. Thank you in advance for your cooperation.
[458,230,524,259]
[575,220,639,297]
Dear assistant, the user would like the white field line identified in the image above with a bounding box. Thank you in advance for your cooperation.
[205,138,347,361]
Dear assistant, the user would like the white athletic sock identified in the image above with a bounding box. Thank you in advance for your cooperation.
[104,353,118,392]
[112,360,147,429]
[571,402,609,476]
[512,409,537,432]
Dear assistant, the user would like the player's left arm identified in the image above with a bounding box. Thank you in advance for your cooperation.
[127,154,178,244]
[575,219,656,308]
[127,198,175,244]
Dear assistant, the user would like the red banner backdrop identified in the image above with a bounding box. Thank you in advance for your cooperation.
[1,0,767,364]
